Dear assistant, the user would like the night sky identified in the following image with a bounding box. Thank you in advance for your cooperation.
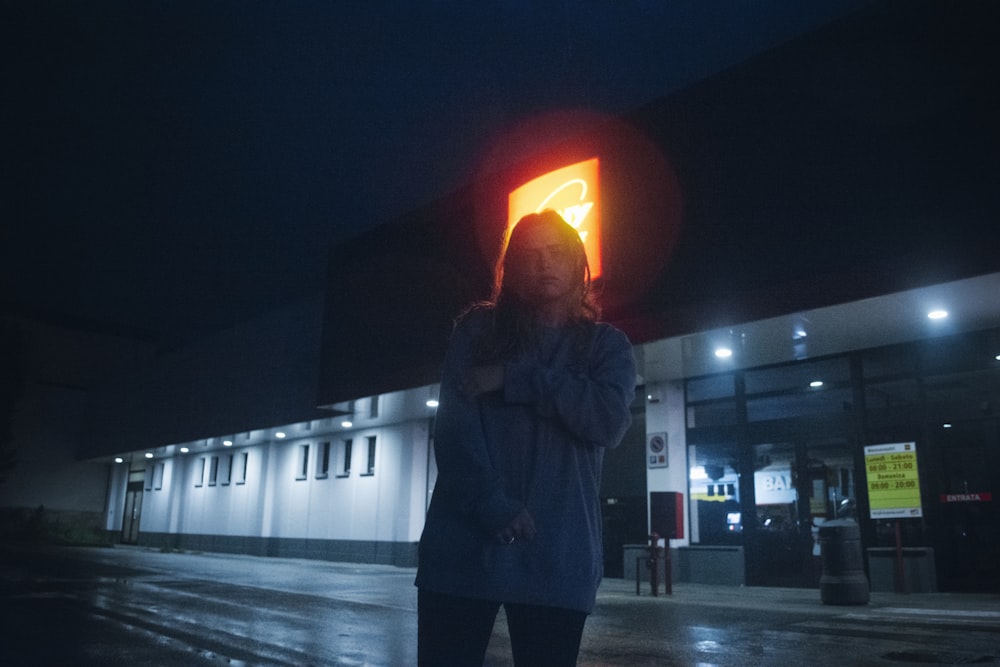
[2,1,871,346]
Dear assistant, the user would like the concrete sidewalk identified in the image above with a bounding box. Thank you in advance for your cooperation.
[603,575,1000,615]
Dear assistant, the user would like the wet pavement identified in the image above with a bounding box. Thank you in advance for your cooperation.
[1,544,998,665]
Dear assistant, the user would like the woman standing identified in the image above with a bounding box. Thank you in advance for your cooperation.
[416,210,636,666]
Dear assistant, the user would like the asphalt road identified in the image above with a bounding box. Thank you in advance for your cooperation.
[1,544,997,666]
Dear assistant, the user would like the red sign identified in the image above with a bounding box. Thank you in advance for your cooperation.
[507,157,601,280]
[940,492,993,503]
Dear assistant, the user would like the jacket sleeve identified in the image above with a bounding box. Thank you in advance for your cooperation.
[432,315,523,531]
[502,324,636,449]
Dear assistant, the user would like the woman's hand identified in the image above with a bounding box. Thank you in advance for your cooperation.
[495,508,536,545]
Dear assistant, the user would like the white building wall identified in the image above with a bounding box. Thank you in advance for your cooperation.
[644,379,690,547]
[404,420,432,540]
[266,440,310,538]
[130,385,439,550]
[139,445,266,537]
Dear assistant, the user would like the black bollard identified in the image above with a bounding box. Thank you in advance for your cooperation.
[818,519,869,605]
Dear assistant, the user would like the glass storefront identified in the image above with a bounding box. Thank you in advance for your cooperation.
[684,327,1000,592]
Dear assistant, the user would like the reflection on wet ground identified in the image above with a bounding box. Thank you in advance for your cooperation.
[2,545,998,666]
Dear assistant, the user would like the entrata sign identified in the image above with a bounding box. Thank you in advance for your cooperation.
[865,442,923,519]
[508,157,602,280]
[940,492,992,503]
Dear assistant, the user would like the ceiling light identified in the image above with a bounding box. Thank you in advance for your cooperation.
[809,380,824,388]
[714,347,733,359]
[341,420,353,428]
[425,399,439,408]
[180,447,189,453]
[927,309,948,320]
[114,457,124,464]
[144,452,153,459]
[943,423,953,429]
[275,432,286,439]
[223,440,233,447]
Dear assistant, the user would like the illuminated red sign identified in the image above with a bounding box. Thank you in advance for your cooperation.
[940,492,992,503]
[507,157,601,280]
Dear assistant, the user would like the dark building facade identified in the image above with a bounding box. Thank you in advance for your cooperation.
[15,0,993,592]
[318,0,999,592]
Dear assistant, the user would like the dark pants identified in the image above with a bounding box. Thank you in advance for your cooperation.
[418,589,587,666]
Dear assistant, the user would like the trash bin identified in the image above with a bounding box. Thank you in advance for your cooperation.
[818,519,869,605]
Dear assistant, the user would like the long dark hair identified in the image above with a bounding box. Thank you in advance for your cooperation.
[464,210,599,362]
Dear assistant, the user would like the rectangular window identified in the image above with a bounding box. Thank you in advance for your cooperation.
[317,441,331,479]
[687,442,742,545]
[144,463,154,491]
[364,435,377,476]
[221,454,233,486]
[744,357,852,422]
[296,444,310,480]
[339,438,353,477]
[369,395,379,419]
[153,462,164,490]
[208,455,219,486]
[195,457,206,487]
[744,358,849,395]
[687,374,735,402]
[235,452,248,485]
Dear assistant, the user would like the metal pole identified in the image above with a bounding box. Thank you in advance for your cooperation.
[894,520,906,593]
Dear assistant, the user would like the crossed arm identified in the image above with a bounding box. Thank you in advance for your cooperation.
[433,319,635,543]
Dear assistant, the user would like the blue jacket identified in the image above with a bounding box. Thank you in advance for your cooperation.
[415,309,636,613]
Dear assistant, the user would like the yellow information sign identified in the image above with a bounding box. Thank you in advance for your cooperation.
[864,442,922,519]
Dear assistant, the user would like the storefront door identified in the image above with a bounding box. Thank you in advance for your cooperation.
[120,480,143,544]
[933,417,1000,592]
[747,437,856,587]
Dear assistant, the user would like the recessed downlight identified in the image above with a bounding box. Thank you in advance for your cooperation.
[927,309,948,320]
[715,347,733,359]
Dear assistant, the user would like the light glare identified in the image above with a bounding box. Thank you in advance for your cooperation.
[508,158,602,279]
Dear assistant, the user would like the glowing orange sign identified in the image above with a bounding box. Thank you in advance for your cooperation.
[507,157,601,280]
